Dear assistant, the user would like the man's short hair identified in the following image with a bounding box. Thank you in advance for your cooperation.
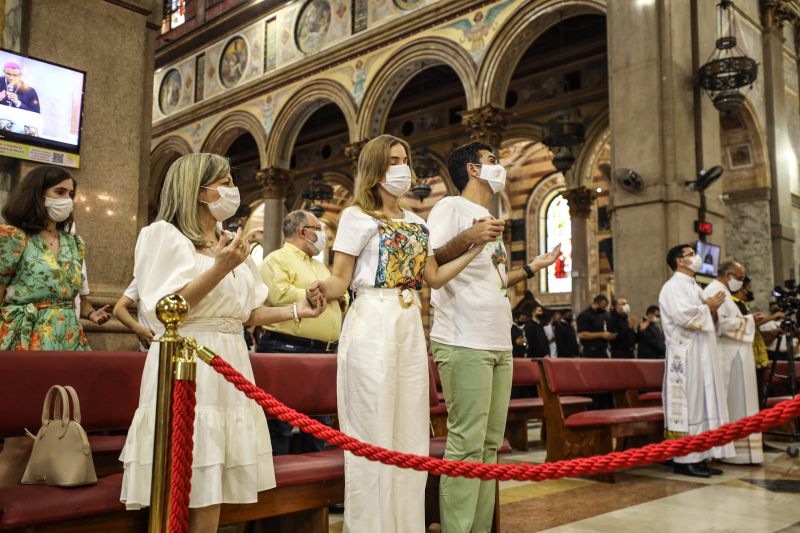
[666,244,693,271]
[717,259,740,278]
[592,294,609,305]
[646,305,660,315]
[282,210,310,239]
[446,141,495,192]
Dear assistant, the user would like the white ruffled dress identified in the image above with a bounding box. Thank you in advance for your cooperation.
[120,220,275,509]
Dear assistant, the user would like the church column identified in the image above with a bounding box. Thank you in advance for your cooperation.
[607,0,723,316]
[562,186,595,313]
[460,104,510,149]
[761,2,796,285]
[256,167,290,256]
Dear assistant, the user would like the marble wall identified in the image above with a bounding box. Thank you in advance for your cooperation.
[724,199,774,311]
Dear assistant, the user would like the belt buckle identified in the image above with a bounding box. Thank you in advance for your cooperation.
[325,340,335,352]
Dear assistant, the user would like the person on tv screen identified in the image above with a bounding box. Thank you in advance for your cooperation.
[0,61,40,113]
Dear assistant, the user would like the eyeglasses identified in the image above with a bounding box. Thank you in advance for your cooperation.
[301,225,322,231]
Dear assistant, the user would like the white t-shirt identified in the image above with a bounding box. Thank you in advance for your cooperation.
[332,206,432,291]
[428,196,512,351]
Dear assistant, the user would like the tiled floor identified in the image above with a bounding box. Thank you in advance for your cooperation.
[329,425,800,532]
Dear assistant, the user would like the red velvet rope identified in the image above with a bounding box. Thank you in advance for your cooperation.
[168,380,196,533]
[201,353,800,481]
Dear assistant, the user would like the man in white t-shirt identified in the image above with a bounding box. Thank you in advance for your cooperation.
[428,141,560,533]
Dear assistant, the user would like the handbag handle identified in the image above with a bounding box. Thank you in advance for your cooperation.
[62,385,82,425]
[40,385,70,438]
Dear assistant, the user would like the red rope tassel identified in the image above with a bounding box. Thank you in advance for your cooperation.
[208,353,800,482]
[169,380,196,533]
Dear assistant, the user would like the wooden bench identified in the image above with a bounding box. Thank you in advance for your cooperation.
[0,350,489,532]
[505,358,592,451]
[537,358,664,482]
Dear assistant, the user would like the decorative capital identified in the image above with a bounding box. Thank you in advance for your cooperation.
[761,0,793,34]
[256,167,291,199]
[460,105,511,148]
[562,186,596,219]
[344,139,369,171]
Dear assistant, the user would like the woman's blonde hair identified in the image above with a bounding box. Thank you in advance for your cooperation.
[157,152,231,246]
[353,134,416,216]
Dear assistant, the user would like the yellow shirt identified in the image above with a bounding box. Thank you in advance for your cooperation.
[260,242,345,343]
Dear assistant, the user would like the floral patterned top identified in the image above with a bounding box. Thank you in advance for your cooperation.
[0,225,89,350]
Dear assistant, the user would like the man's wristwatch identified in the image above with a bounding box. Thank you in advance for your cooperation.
[523,264,535,279]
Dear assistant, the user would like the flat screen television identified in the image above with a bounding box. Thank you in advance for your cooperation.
[0,48,85,168]
[696,240,721,278]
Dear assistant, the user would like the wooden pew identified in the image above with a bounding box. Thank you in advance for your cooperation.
[537,358,664,482]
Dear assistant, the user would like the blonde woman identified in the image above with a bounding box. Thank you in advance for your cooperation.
[310,135,482,532]
[119,153,321,533]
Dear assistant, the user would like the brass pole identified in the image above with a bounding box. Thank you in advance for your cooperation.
[148,294,190,533]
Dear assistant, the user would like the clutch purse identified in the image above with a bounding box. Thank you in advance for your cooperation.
[21,385,97,486]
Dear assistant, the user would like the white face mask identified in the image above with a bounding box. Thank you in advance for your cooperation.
[381,164,412,197]
[621,304,631,314]
[306,229,326,255]
[727,278,743,293]
[685,254,703,273]
[476,163,507,193]
[201,186,240,221]
[44,196,73,222]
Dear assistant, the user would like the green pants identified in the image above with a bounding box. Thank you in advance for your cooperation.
[432,341,512,533]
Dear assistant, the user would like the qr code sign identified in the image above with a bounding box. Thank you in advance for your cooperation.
[51,153,64,164]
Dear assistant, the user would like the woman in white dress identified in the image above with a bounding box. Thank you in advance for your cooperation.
[120,153,321,532]
[311,135,482,532]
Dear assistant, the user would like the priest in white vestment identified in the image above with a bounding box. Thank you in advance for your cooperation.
[702,260,764,464]
[659,244,736,477]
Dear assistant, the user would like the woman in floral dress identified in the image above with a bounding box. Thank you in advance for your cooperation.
[0,165,110,350]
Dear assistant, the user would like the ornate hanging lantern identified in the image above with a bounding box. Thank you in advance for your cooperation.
[543,118,585,173]
[301,174,334,203]
[410,147,438,201]
[697,0,758,114]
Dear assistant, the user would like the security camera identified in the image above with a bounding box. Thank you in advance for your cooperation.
[614,168,643,192]
[686,165,723,192]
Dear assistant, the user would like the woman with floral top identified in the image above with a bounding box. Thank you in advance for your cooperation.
[0,165,110,351]
[310,135,482,533]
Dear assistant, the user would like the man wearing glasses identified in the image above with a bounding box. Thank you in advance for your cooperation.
[257,210,346,454]
[702,260,764,465]
[659,244,734,477]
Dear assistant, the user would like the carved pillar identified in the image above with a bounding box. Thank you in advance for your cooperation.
[761,1,795,286]
[460,104,511,149]
[256,167,290,256]
[563,186,595,314]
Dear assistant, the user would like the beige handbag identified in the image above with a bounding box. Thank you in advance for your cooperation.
[21,385,97,486]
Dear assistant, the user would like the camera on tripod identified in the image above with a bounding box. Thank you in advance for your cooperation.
[773,279,800,326]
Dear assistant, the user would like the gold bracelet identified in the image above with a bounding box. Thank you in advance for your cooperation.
[291,303,301,326]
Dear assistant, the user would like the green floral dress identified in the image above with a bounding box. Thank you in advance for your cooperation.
[0,225,90,350]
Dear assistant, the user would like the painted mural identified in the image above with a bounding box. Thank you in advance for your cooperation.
[296,0,332,54]
[441,0,515,59]
[219,36,248,88]
[158,69,181,114]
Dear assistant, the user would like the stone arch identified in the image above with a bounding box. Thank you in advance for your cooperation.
[265,80,358,169]
[720,99,771,193]
[478,0,606,108]
[200,110,268,167]
[357,37,478,139]
[148,136,193,221]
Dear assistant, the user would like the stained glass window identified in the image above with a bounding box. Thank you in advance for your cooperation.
[539,192,572,293]
[162,0,185,34]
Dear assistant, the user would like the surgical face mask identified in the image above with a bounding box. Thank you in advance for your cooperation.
[305,228,326,255]
[476,163,507,193]
[44,196,73,222]
[201,185,240,221]
[727,277,743,293]
[381,164,412,197]
[684,255,703,273]
[621,304,631,314]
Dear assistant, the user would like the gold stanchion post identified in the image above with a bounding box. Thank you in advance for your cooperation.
[148,294,190,533]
